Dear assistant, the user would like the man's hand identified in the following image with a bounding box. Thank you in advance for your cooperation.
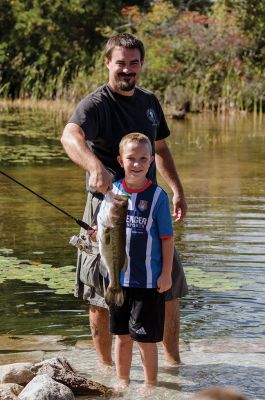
[86,225,98,242]
[88,166,113,194]
[157,273,172,293]
[172,192,188,222]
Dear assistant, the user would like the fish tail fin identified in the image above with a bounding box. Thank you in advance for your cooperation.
[105,286,124,306]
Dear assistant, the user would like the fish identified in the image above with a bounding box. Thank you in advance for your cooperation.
[97,191,128,306]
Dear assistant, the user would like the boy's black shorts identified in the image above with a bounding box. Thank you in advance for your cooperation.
[109,287,165,343]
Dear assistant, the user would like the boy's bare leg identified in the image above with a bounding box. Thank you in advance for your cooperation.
[115,334,133,385]
[163,298,181,365]
[137,342,158,385]
[89,305,112,366]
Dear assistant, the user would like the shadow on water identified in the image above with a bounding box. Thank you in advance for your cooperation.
[159,364,265,398]
[176,363,265,398]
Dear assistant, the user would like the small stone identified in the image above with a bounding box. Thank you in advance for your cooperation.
[0,383,23,400]
[0,363,35,386]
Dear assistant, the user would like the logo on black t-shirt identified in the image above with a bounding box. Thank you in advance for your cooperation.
[146,108,158,126]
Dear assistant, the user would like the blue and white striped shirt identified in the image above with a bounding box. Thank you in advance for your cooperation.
[112,179,173,288]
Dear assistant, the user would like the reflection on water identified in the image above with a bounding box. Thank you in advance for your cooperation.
[0,110,265,340]
[0,110,265,398]
[166,114,265,341]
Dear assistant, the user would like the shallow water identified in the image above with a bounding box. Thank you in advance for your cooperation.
[0,109,265,398]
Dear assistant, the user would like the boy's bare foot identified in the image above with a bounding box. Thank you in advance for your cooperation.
[99,361,113,368]
[115,376,130,391]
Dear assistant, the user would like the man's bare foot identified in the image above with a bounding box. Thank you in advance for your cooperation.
[164,357,181,367]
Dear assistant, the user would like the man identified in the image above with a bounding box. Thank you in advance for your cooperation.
[61,33,188,366]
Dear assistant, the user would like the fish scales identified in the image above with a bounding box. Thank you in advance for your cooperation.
[97,192,128,306]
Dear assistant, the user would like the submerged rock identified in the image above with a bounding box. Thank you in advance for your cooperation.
[0,351,44,365]
[0,335,68,352]
[31,357,113,395]
[18,374,74,400]
[0,363,35,386]
[0,383,23,400]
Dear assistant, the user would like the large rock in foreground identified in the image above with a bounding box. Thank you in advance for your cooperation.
[31,357,112,396]
[18,374,75,400]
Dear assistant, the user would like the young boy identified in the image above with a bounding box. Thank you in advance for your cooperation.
[108,132,174,387]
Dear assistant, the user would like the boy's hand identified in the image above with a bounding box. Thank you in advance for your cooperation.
[157,273,172,293]
[86,225,98,242]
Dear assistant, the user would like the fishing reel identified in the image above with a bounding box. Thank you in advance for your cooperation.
[69,235,92,254]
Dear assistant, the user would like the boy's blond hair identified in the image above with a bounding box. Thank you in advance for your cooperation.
[119,133,152,155]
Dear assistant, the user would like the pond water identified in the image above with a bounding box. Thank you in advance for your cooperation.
[0,109,265,398]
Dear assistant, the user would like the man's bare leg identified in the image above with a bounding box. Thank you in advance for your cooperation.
[89,305,112,366]
[162,298,181,365]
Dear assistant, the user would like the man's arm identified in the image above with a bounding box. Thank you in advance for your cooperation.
[61,123,112,193]
[155,139,187,221]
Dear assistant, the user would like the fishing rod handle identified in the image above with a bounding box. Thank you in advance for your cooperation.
[76,219,94,231]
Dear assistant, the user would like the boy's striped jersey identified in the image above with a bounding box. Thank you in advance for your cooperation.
[112,179,173,289]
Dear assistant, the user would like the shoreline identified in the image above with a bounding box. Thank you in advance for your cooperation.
[0,335,264,399]
[0,98,263,120]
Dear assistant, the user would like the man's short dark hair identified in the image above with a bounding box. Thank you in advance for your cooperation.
[104,33,145,61]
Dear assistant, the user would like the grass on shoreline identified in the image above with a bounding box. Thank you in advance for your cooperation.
[0,98,77,127]
[0,97,263,124]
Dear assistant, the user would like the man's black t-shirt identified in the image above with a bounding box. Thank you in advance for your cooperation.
[68,84,170,189]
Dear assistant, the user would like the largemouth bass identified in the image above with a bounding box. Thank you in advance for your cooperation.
[97,191,128,306]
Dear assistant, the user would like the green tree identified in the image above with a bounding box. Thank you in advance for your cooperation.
[230,0,265,66]
[0,0,123,98]
[0,0,16,96]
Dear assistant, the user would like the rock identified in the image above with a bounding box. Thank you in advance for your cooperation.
[31,357,112,395]
[18,374,74,400]
[0,383,23,400]
[0,363,35,386]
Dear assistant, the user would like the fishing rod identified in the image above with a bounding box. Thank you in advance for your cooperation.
[0,170,92,231]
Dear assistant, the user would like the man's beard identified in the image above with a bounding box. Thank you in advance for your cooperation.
[117,74,136,91]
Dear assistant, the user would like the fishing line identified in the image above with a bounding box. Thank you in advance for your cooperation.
[0,170,92,231]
